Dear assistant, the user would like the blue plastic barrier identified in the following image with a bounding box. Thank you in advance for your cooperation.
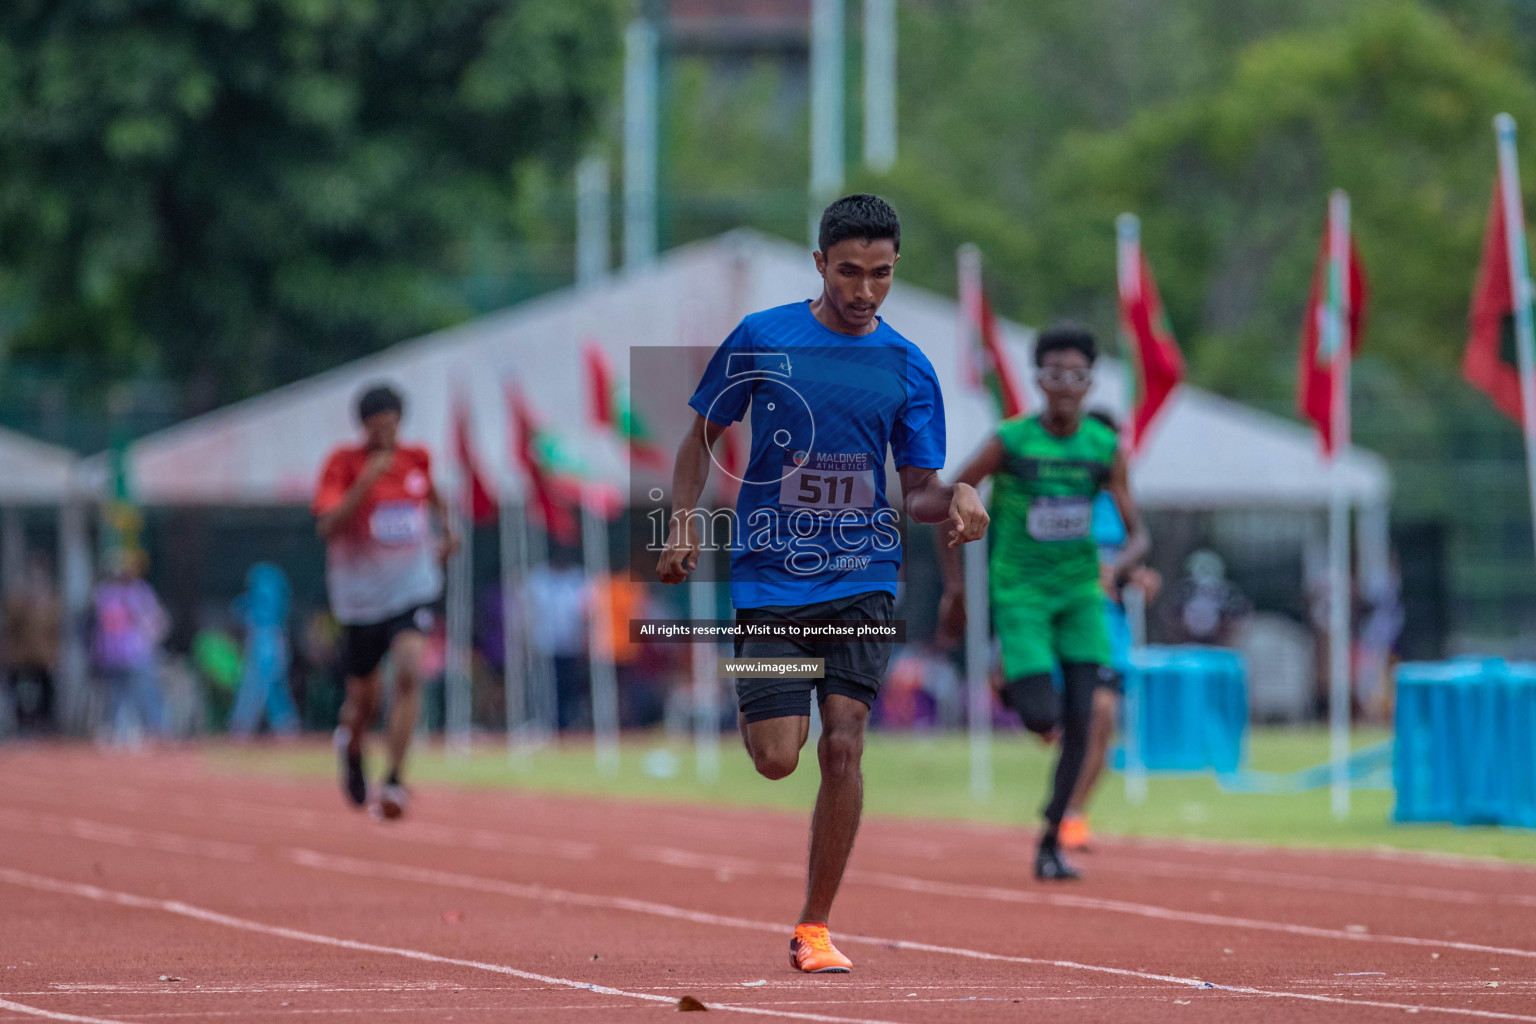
[1394,658,1536,827]
[1121,645,1248,774]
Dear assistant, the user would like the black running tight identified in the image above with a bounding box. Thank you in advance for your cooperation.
[1000,662,1102,829]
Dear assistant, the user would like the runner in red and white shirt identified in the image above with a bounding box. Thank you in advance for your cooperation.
[313,384,458,820]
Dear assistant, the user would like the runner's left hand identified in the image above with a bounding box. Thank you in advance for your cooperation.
[438,528,462,563]
[945,483,989,547]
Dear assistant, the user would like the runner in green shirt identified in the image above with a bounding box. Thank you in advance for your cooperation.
[939,323,1149,880]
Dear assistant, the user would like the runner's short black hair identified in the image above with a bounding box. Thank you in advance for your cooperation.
[1086,409,1119,432]
[357,384,404,422]
[1033,322,1098,367]
[818,194,900,255]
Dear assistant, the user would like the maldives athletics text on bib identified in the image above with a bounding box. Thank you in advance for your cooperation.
[779,451,878,512]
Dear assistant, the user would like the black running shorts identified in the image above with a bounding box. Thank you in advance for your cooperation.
[342,605,435,679]
[733,591,896,723]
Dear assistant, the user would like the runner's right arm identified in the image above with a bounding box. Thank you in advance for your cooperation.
[657,413,731,584]
[315,450,392,541]
[934,435,1005,643]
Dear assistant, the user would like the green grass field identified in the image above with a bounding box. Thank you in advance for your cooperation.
[217,726,1536,864]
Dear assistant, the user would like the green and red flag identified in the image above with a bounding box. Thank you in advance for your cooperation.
[584,341,667,469]
[1465,167,1530,423]
[957,244,1025,420]
[1297,199,1369,456]
[976,293,1025,419]
[506,383,581,545]
[451,393,498,525]
[1116,217,1185,453]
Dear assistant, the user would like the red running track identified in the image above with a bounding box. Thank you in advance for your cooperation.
[2,742,1535,1023]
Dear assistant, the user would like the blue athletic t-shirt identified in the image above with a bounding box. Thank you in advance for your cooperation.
[689,300,946,608]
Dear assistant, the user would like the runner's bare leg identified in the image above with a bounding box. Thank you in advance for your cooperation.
[742,713,810,779]
[384,631,425,779]
[799,694,867,925]
[339,670,381,755]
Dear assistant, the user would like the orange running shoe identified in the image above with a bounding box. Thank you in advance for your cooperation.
[789,923,852,973]
[1060,813,1092,852]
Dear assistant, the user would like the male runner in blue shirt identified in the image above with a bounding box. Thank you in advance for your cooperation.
[658,194,989,973]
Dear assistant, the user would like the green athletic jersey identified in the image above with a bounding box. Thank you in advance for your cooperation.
[988,415,1118,606]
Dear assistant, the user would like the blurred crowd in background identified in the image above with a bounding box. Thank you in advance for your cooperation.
[0,527,1403,743]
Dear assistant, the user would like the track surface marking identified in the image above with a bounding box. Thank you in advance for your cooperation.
[3,744,1535,1022]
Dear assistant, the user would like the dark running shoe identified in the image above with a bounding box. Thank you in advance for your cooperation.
[1035,842,1082,882]
[373,782,410,822]
[335,727,367,808]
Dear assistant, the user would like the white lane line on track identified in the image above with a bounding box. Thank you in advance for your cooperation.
[633,845,1536,960]
[1086,856,1536,909]
[1102,833,1536,875]
[11,777,1536,911]
[24,759,1536,877]
[0,787,597,862]
[0,868,903,1024]
[31,984,506,995]
[8,797,1535,964]
[0,998,133,1024]
[15,861,1536,1024]
[5,1004,649,1019]
[280,847,1536,1022]
[0,809,256,863]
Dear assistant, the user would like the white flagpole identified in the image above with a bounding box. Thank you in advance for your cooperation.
[809,0,846,245]
[1494,114,1536,574]
[582,488,621,777]
[690,571,721,783]
[522,507,558,743]
[957,243,992,802]
[623,18,658,269]
[862,0,896,173]
[1116,212,1149,806]
[964,537,992,802]
[1325,188,1353,821]
[576,155,611,288]
[444,486,473,758]
[500,494,528,763]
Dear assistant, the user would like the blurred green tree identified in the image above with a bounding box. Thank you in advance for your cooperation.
[0,0,622,408]
[1027,4,1536,401]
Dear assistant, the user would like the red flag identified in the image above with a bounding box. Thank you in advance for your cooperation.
[1297,214,1369,455]
[506,384,580,545]
[584,342,616,428]
[1118,250,1185,452]
[451,397,497,525]
[1465,172,1527,422]
[968,292,1026,419]
[583,341,667,468]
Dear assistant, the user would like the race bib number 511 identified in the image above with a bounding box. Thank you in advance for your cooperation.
[1027,495,1092,542]
[779,451,877,511]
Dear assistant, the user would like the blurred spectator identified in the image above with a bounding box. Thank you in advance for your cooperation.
[1163,549,1251,646]
[476,581,511,675]
[192,626,243,727]
[877,643,962,730]
[525,559,590,729]
[593,573,672,727]
[3,554,61,734]
[1354,558,1405,722]
[296,608,343,728]
[91,551,170,745]
[228,563,299,738]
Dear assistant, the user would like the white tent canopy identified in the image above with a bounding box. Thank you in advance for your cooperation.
[0,426,81,504]
[120,229,1390,512]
